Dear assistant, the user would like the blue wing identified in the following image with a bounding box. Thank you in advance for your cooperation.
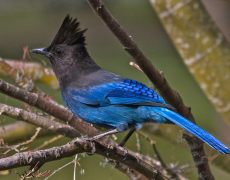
[63,78,172,130]
[63,79,230,154]
[66,79,173,109]
[107,79,165,104]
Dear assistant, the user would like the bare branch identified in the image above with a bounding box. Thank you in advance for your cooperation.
[138,131,182,180]
[0,79,98,137]
[2,127,42,154]
[0,57,58,89]
[45,156,77,180]
[35,135,63,150]
[0,103,80,138]
[0,136,167,180]
[86,0,213,179]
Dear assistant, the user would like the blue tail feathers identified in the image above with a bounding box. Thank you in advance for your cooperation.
[153,107,230,154]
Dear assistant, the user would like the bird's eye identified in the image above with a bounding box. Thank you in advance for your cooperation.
[55,48,63,55]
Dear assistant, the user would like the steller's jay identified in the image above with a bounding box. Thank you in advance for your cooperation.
[32,15,229,154]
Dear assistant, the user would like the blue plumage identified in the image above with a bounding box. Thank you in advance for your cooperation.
[153,108,230,154]
[62,79,168,131]
[32,15,230,154]
[62,79,230,154]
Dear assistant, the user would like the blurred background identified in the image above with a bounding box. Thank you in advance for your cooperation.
[0,0,230,179]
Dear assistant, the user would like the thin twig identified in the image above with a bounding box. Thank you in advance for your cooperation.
[45,159,75,180]
[86,0,213,179]
[3,127,42,154]
[0,54,58,89]
[152,144,181,180]
[135,132,141,153]
[35,135,63,150]
[0,122,50,144]
[129,61,143,72]
[138,131,183,180]
[18,162,50,180]
[73,155,78,180]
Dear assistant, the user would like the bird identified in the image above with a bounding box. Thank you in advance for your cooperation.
[31,15,229,154]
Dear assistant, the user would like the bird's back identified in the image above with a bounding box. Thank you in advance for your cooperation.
[67,68,122,89]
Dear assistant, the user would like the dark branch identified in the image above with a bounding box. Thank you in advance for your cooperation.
[86,0,214,179]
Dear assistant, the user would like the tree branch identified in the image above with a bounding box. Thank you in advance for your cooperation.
[0,79,98,137]
[0,137,167,180]
[0,79,184,179]
[86,0,213,179]
[0,103,80,138]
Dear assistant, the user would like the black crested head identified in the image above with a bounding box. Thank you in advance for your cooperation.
[47,15,87,50]
[32,15,101,88]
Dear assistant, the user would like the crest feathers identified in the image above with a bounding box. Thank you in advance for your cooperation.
[48,15,87,49]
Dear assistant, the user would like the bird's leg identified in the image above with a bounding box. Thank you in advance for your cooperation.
[87,129,119,141]
[119,127,136,147]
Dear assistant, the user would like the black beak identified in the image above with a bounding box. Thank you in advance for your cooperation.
[31,48,50,57]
